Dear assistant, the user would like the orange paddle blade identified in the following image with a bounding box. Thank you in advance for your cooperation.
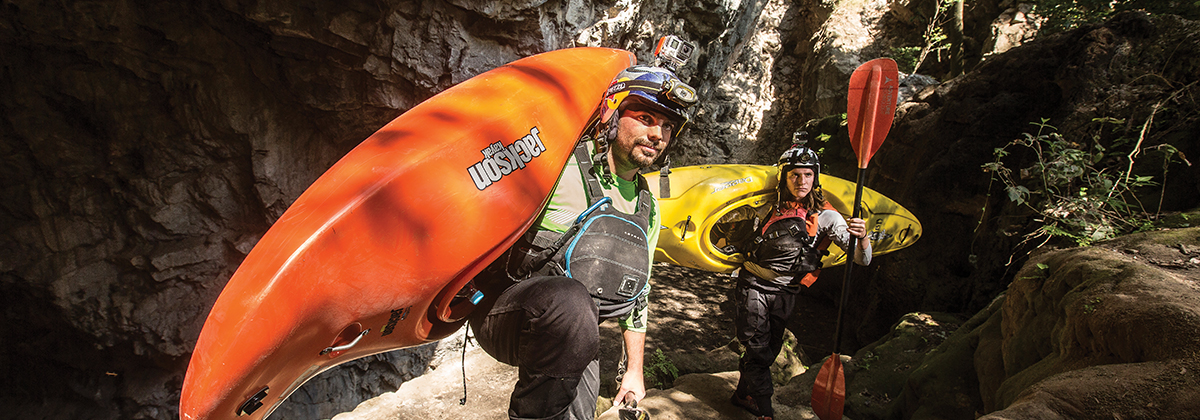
[846,58,899,169]
[812,354,846,420]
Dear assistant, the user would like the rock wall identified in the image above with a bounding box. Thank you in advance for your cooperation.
[834,11,1200,348]
[886,225,1200,420]
[985,228,1200,418]
[0,0,616,417]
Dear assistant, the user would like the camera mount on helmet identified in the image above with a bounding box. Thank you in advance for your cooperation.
[654,35,695,73]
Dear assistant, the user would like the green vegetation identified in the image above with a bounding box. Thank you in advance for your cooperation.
[1018,263,1051,280]
[1034,0,1120,34]
[890,46,922,74]
[857,351,880,371]
[813,119,838,156]
[890,0,958,75]
[643,349,679,389]
[1034,0,1200,35]
[981,117,1189,247]
[890,1,1200,74]
[1082,296,1103,314]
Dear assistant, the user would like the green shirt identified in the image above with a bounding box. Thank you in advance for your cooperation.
[535,150,659,333]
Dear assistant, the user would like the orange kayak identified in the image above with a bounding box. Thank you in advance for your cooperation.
[180,47,635,420]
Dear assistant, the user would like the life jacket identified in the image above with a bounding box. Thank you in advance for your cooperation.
[745,201,834,288]
[507,140,653,319]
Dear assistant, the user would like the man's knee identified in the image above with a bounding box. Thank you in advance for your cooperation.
[517,276,599,372]
[525,276,599,328]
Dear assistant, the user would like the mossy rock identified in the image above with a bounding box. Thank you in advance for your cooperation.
[726,328,807,387]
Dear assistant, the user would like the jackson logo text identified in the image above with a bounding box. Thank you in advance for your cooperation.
[467,127,547,191]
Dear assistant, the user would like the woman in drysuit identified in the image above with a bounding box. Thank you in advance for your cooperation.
[728,138,872,420]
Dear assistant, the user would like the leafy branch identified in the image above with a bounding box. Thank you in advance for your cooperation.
[892,0,957,74]
[643,349,679,389]
[980,116,1188,247]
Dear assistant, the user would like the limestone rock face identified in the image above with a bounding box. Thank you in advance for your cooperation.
[980,227,1200,419]
[983,2,1042,56]
[0,0,613,418]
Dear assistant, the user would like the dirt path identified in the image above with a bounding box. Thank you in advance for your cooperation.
[597,263,842,397]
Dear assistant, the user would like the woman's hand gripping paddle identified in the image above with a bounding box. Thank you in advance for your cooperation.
[811,58,899,420]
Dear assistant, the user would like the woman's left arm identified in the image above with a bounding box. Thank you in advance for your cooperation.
[845,217,873,265]
[820,209,872,265]
[846,217,871,249]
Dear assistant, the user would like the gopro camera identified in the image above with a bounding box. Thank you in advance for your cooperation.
[793,131,809,146]
[654,35,695,72]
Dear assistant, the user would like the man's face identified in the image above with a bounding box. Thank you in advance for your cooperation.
[610,99,677,173]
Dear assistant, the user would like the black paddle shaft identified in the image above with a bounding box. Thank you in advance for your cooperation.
[831,167,867,354]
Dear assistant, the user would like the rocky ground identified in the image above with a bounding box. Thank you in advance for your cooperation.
[331,263,847,419]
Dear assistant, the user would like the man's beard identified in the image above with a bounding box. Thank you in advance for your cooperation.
[628,141,659,168]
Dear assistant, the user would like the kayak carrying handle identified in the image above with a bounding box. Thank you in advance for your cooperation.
[320,329,369,356]
[618,396,648,420]
[237,386,270,416]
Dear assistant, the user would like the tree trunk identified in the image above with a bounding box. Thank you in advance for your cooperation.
[949,0,965,77]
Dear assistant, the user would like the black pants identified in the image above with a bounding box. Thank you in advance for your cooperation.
[470,275,601,420]
[732,275,797,416]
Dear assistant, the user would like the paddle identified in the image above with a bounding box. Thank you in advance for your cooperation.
[811,58,899,420]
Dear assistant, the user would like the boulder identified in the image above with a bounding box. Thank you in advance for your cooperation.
[889,226,1200,419]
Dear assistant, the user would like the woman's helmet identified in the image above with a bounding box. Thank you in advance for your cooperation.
[596,65,697,163]
[778,131,821,189]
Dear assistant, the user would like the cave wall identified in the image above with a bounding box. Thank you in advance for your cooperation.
[845,11,1200,347]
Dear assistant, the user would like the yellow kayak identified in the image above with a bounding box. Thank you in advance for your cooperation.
[644,164,921,273]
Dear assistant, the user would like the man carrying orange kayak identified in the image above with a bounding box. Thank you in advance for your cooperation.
[469,38,699,420]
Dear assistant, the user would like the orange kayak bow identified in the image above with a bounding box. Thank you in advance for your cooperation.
[180,47,635,420]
